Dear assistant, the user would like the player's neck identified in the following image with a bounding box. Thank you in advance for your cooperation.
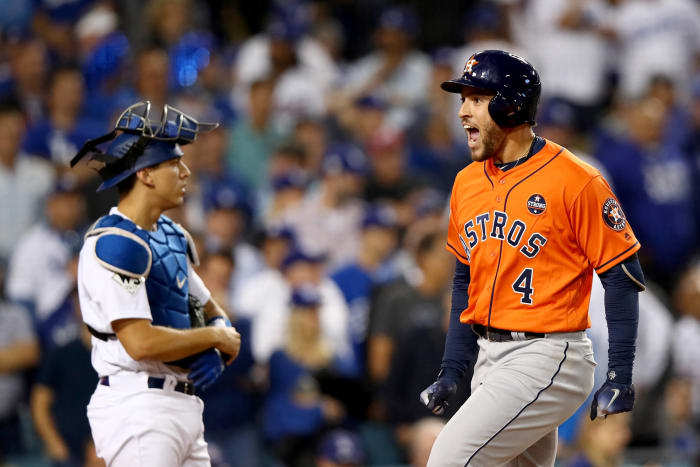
[117,190,164,231]
[494,128,535,165]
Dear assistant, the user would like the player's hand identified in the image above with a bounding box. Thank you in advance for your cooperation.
[419,378,458,415]
[188,349,225,391]
[590,380,635,420]
[212,326,241,364]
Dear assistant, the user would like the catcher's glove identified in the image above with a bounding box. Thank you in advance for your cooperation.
[189,295,206,328]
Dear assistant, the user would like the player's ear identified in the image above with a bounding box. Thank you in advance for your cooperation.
[136,168,155,188]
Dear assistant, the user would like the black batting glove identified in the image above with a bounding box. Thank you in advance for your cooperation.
[419,372,458,416]
[590,379,635,420]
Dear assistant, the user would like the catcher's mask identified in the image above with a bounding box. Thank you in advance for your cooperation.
[71,101,219,191]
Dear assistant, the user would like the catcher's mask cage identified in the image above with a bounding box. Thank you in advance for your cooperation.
[71,101,219,191]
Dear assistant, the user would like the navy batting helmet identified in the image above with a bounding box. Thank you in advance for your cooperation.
[71,101,218,191]
[442,50,541,128]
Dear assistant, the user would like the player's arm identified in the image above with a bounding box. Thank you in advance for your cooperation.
[590,253,644,419]
[569,175,644,419]
[112,318,240,365]
[420,259,479,415]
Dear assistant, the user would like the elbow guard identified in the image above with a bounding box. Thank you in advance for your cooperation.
[620,253,645,292]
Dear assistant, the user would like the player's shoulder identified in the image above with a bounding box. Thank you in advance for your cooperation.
[546,140,604,184]
[453,161,484,187]
[84,215,152,279]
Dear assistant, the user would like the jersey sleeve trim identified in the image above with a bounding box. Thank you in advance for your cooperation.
[446,242,469,265]
[595,241,640,274]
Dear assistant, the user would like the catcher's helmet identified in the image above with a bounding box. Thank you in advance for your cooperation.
[71,101,218,191]
[442,50,541,128]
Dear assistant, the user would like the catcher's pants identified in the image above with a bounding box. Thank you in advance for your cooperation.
[427,332,595,467]
[87,372,210,467]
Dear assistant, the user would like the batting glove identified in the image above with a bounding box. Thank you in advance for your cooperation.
[188,349,225,392]
[590,380,635,420]
[420,375,458,416]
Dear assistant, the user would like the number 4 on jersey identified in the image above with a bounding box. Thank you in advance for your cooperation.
[512,268,534,305]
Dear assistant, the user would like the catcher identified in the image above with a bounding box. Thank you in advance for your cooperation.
[71,101,241,466]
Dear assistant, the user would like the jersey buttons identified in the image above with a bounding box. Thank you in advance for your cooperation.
[496,195,502,201]
[499,179,506,185]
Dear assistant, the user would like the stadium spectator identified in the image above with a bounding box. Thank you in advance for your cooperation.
[340,6,431,131]
[671,263,700,421]
[330,204,400,377]
[263,286,346,467]
[30,323,100,466]
[282,143,367,269]
[368,229,452,384]
[1,38,49,123]
[226,77,285,190]
[202,180,261,295]
[595,94,696,288]
[197,249,261,467]
[0,97,55,266]
[567,414,633,467]
[0,268,40,463]
[602,0,700,100]
[23,64,104,167]
[235,246,351,370]
[6,177,85,349]
[519,0,609,132]
[383,288,470,430]
[407,417,445,467]
[316,429,366,467]
[233,15,338,133]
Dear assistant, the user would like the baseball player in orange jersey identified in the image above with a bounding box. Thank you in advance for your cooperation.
[419,50,646,466]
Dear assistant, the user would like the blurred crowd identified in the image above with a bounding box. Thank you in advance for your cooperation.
[0,0,699,466]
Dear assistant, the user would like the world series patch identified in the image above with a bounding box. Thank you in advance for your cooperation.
[602,198,626,231]
[526,194,546,215]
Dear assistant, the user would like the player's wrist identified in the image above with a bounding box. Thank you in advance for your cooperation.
[437,367,461,386]
[605,367,632,386]
[206,315,232,328]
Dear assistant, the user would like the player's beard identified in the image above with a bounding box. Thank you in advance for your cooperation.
[469,122,506,162]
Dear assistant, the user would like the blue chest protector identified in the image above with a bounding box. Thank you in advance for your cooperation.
[91,214,192,330]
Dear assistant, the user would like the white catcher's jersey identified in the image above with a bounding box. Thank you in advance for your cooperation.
[77,207,211,379]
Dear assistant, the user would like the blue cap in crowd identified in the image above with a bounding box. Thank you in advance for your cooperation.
[379,6,419,36]
[290,284,322,308]
[51,174,81,195]
[281,246,326,270]
[272,170,309,192]
[264,224,295,242]
[355,95,388,111]
[203,180,252,215]
[321,143,368,176]
[317,429,365,465]
[362,204,397,230]
[537,97,577,129]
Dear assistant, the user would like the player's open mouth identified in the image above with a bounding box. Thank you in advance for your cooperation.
[464,124,480,145]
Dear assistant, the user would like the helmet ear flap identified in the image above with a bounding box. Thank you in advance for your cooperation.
[488,93,523,127]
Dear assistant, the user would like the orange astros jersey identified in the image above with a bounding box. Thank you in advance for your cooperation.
[446,138,640,333]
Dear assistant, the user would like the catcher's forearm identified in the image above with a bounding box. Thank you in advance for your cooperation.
[203,297,228,322]
[112,318,223,361]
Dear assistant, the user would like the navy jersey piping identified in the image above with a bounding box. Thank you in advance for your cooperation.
[447,242,469,262]
[483,163,494,189]
[464,342,569,466]
[486,149,563,329]
[595,241,640,272]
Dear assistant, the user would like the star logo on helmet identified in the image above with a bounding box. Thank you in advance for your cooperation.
[464,58,479,75]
